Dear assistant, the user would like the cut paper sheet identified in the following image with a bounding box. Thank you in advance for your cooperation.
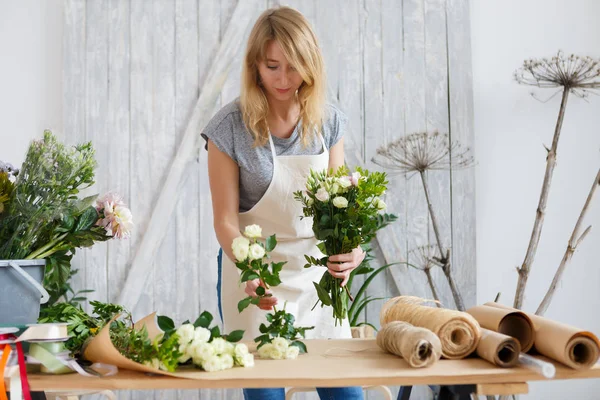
[485,302,600,370]
[466,305,535,352]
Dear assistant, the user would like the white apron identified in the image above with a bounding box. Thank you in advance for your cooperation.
[219,132,352,341]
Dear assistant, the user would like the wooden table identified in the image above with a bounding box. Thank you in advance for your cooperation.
[8,339,600,397]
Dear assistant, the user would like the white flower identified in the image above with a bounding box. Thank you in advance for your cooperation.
[189,341,215,364]
[239,353,255,367]
[330,183,340,194]
[244,224,262,238]
[223,340,235,356]
[234,343,249,359]
[176,324,195,345]
[232,236,250,262]
[248,243,266,261]
[211,338,228,355]
[337,176,352,189]
[201,355,224,372]
[315,187,329,202]
[351,172,361,186]
[268,346,284,360]
[306,197,314,206]
[178,343,191,363]
[257,343,274,358]
[332,196,348,208]
[272,337,289,352]
[285,345,300,360]
[221,354,234,369]
[375,198,387,211]
[143,358,160,369]
[194,327,211,343]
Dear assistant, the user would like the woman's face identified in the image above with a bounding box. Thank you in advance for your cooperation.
[257,40,304,103]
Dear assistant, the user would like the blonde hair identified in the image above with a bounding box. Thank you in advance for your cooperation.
[240,6,326,147]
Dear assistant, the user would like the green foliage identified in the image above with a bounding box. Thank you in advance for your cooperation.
[253,305,313,353]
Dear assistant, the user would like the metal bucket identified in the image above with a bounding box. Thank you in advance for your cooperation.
[0,260,49,326]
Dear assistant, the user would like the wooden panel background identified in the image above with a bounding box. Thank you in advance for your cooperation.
[62,1,476,399]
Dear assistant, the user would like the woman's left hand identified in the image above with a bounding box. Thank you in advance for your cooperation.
[327,246,366,287]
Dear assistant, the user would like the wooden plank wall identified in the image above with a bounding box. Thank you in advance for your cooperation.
[63,1,475,399]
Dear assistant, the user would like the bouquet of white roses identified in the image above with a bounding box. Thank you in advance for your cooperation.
[294,166,391,325]
[254,303,313,359]
[232,224,286,312]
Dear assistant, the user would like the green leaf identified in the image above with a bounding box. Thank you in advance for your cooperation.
[194,311,213,328]
[263,275,281,287]
[226,330,244,343]
[271,261,285,274]
[237,297,252,313]
[290,340,308,353]
[259,323,268,334]
[240,270,260,282]
[157,316,175,332]
[250,297,261,305]
[74,206,99,232]
[256,286,266,296]
[317,242,327,254]
[210,326,221,339]
[313,281,332,306]
[265,234,277,252]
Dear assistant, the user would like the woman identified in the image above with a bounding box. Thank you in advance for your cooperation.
[202,6,365,400]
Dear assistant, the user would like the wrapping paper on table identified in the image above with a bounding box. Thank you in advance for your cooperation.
[466,305,535,352]
[485,302,600,369]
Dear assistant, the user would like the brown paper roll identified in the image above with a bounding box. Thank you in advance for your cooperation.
[485,302,600,370]
[376,321,442,368]
[476,328,521,367]
[466,305,535,352]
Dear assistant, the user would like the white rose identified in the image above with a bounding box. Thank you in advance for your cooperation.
[337,176,352,189]
[201,355,224,372]
[248,243,266,261]
[257,343,274,358]
[268,346,284,360]
[332,196,348,208]
[234,343,249,359]
[244,224,262,238]
[272,337,289,352]
[351,172,361,186]
[178,343,191,363]
[193,326,211,343]
[211,338,228,355]
[221,354,234,369]
[330,183,340,194]
[375,197,387,211]
[223,341,235,356]
[189,341,215,364]
[240,353,255,367]
[285,345,300,360]
[315,187,329,202]
[176,324,195,345]
[306,197,314,206]
[232,236,250,262]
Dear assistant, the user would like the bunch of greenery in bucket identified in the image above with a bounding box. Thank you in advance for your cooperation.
[0,131,133,306]
[293,166,391,326]
[254,303,313,360]
[232,224,285,313]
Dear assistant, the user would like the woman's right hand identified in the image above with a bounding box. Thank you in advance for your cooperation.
[245,278,278,311]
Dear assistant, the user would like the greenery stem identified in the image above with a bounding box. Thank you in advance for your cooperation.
[25,233,68,259]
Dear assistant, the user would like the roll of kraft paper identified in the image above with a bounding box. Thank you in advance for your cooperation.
[477,328,521,367]
[376,321,442,368]
[466,305,535,352]
[380,296,481,359]
[485,302,600,369]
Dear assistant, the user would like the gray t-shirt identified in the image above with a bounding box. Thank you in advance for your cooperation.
[201,99,347,212]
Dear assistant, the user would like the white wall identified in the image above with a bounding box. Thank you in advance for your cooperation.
[0,0,64,166]
[472,0,600,399]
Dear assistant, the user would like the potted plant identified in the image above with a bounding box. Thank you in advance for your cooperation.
[0,131,132,325]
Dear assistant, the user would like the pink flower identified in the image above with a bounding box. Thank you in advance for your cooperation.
[350,172,361,186]
[96,192,133,239]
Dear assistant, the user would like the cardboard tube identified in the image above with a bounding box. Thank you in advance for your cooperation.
[466,305,535,352]
[485,302,600,370]
[476,328,520,368]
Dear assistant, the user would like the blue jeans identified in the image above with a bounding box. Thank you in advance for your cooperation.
[243,386,364,400]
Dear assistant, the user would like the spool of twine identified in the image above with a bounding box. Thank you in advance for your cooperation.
[380,296,481,359]
[376,321,442,368]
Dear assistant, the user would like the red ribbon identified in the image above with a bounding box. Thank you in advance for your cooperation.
[0,334,31,400]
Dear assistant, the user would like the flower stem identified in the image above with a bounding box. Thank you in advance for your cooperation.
[25,233,68,259]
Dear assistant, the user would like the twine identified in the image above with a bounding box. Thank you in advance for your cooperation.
[376,321,442,368]
[380,296,481,359]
